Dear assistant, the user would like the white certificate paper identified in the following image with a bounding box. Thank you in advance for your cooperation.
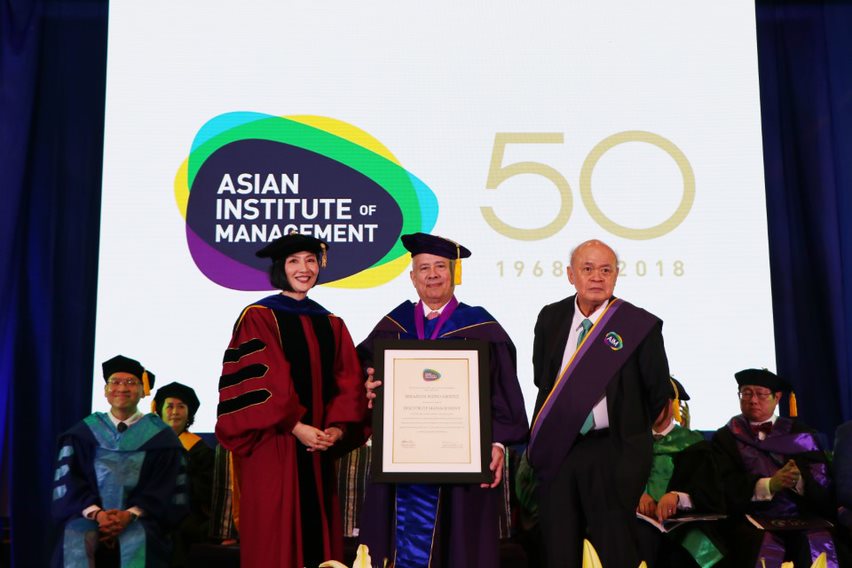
[373,340,491,483]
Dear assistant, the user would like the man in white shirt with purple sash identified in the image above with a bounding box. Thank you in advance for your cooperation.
[528,239,672,567]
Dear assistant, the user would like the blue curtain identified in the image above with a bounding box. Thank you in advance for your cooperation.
[1,0,107,565]
[1,1,852,566]
[756,0,852,435]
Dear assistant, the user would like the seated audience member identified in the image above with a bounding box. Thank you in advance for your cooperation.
[834,421,852,533]
[153,382,214,566]
[209,444,239,545]
[636,378,726,567]
[51,355,187,567]
[712,368,841,567]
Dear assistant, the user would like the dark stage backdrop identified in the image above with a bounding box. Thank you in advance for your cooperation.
[1,1,851,566]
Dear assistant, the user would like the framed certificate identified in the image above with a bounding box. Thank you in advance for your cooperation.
[371,339,492,483]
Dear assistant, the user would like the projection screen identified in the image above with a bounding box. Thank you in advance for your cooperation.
[95,1,774,432]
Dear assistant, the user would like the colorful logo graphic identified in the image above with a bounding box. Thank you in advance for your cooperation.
[174,113,438,290]
[604,331,624,351]
[422,369,442,381]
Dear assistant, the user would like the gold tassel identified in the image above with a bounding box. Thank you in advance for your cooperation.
[789,391,798,418]
[230,451,241,533]
[669,378,683,425]
[454,243,462,285]
[142,370,151,396]
[320,243,327,268]
[150,400,157,414]
[673,400,683,425]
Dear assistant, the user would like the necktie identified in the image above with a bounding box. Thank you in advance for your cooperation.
[751,421,772,436]
[426,310,440,320]
[576,318,595,434]
[117,422,128,433]
[576,318,593,347]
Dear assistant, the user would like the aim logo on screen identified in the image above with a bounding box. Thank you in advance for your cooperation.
[174,113,438,290]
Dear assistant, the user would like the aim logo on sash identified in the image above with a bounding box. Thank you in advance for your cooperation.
[604,331,624,351]
[174,113,438,291]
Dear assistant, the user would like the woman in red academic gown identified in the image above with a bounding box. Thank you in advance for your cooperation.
[215,233,367,568]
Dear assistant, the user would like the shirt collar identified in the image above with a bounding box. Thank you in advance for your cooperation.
[108,409,143,427]
[654,420,677,437]
[572,296,608,330]
[421,298,452,316]
[748,415,777,426]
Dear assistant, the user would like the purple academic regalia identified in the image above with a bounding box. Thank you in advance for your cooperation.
[713,415,842,567]
[356,299,529,568]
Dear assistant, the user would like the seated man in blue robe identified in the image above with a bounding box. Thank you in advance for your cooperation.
[712,368,841,568]
[51,355,188,567]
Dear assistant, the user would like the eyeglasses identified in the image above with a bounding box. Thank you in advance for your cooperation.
[107,377,140,387]
[738,389,773,400]
[577,265,616,277]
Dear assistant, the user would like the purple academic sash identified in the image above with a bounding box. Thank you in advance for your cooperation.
[414,297,459,340]
[727,416,821,459]
[527,298,658,482]
[727,416,832,518]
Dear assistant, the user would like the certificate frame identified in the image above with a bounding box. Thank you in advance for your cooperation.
[371,339,492,484]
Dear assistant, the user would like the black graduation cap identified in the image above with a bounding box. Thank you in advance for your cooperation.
[401,233,471,285]
[153,381,200,418]
[102,355,144,382]
[734,368,791,393]
[401,233,471,260]
[255,232,328,266]
[102,355,155,394]
[670,377,690,401]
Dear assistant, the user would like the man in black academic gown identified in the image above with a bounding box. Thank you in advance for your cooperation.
[528,239,671,568]
[51,355,187,567]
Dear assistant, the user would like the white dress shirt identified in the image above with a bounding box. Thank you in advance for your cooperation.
[558,297,609,429]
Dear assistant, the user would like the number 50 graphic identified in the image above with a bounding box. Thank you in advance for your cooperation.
[481,131,695,241]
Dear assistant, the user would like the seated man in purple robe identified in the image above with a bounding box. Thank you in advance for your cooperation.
[358,233,529,568]
[51,355,188,567]
[712,368,841,567]
[834,421,852,536]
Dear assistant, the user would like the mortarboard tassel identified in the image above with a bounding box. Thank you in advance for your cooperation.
[454,243,462,285]
[673,400,683,425]
[320,243,327,268]
[669,378,683,425]
[788,391,798,418]
[142,370,151,396]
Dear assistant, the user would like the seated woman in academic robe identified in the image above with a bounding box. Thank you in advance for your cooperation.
[153,381,214,566]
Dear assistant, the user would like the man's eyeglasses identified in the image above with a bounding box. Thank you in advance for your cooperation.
[738,389,773,400]
[107,377,140,387]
